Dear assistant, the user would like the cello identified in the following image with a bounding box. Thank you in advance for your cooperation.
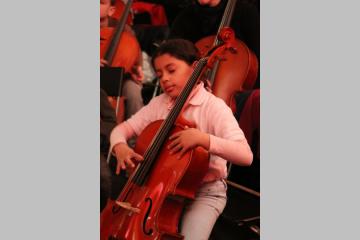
[100,42,229,240]
[195,0,258,107]
[100,0,141,123]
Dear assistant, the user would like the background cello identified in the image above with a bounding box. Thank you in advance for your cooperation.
[100,0,141,123]
[195,0,259,107]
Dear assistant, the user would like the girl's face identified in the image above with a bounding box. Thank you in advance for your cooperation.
[154,54,194,99]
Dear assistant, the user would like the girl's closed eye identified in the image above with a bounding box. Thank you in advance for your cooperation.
[166,66,176,75]
[155,71,163,79]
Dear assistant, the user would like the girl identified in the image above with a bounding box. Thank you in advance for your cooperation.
[110,39,253,239]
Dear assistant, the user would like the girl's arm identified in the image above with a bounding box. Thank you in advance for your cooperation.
[208,100,253,166]
[168,97,253,166]
[168,127,252,166]
[110,121,136,151]
[209,134,253,166]
[109,96,162,174]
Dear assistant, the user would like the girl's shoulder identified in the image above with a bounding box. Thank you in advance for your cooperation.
[205,91,229,106]
[192,85,228,109]
[204,92,234,115]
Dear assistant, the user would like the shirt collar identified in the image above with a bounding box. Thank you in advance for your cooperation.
[164,82,207,110]
[188,82,207,106]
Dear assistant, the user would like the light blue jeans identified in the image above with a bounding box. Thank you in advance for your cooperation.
[180,179,227,240]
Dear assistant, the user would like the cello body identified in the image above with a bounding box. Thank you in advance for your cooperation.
[100,27,141,76]
[113,0,134,25]
[100,120,209,240]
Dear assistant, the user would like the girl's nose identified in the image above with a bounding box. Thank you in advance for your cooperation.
[160,74,169,83]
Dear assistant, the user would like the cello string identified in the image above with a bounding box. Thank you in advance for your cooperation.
[227,0,237,27]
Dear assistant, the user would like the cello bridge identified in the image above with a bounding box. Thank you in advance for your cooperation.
[115,201,140,213]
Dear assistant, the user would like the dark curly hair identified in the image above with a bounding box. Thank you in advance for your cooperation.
[151,39,200,67]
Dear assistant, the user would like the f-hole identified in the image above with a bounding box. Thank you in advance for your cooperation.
[142,197,154,235]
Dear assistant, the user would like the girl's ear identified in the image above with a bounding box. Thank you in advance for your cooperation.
[108,6,116,17]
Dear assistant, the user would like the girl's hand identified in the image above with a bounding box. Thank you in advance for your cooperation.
[100,59,108,67]
[113,143,144,175]
[168,126,209,158]
[131,65,144,84]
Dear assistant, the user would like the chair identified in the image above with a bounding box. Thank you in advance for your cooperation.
[100,67,126,124]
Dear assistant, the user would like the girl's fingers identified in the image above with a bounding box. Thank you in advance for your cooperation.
[171,144,183,154]
[178,150,185,159]
[116,160,125,175]
[169,132,180,140]
[133,152,144,161]
[178,146,190,159]
[120,160,126,170]
[125,158,135,168]
[168,138,180,149]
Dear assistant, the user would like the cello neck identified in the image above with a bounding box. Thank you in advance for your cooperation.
[103,0,133,65]
[214,0,237,46]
